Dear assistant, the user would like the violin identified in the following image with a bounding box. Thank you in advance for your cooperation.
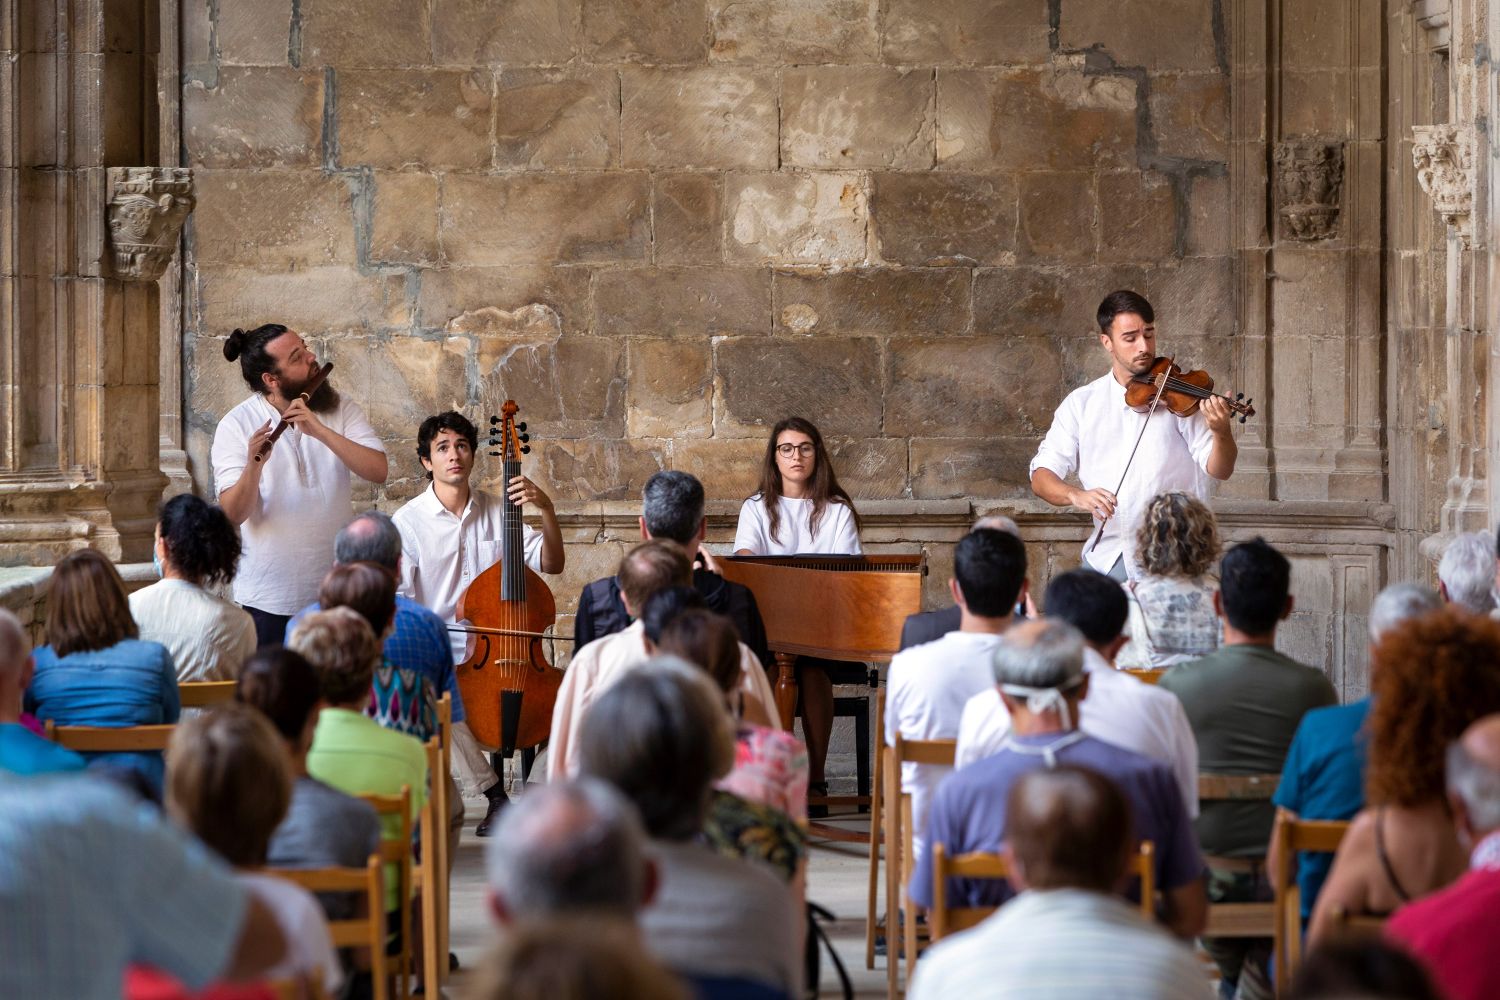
[254,361,333,462]
[453,402,563,757]
[1125,357,1255,422]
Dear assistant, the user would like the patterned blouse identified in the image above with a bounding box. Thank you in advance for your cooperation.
[718,723,810,822]
[703,790,808,882]
[364,661,438,743]
[1118,574,1221,670]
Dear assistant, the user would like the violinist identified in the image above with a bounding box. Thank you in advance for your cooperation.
[1029,290,1238,581]
[391,410,564,835]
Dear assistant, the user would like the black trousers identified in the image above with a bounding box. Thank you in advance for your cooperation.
[245,606,292,649]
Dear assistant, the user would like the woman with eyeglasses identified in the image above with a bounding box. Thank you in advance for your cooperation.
[734,416,862,811]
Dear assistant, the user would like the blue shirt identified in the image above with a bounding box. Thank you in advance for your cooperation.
[0,773,247,999]
[288,596,464,723]
[0,722,86,776]
[1272,697,1371,918]
[911,733,1204,909]
[24,639,180,787]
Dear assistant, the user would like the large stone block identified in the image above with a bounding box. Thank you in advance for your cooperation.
[781,68,935,170]
[300,0,432,67]
[627,338,713,438]
[726,172,868,266]
[910,437,1039,499]
[1147,257,1233,338]
[495,69,617,169]
[1149,73,1229,162]
[715,336,882,438]
[185,333,257,442]
[194,266,410,337]
[416,266,592,336]
[1185,173,1230,256]
[871,172,1016,267]
[709,0,878,64]
[432,0,579,65]
[1018,172,1097,263]
[973,264,1146,337]
[477,335,627,439]
[594,267,771,336]
[654,172,722,264]
[887,336,1065,438]
[191,170,357,267]
[184,68,323,168]
[938,66,1137,170]
[541,439,665,501]
[827,437,908,498]
[337,70,492,170]
[621,67,777,170]
[370,172,442,265]
[1059,0,1220,71]
[440,173,650,265]
[773,268,970,336]
[670,437,767,499]
[584,0,708,63]
[1098,171,1176,262]
[882,0,1049,65]
[218,1,293,65]
[327,335,470,434]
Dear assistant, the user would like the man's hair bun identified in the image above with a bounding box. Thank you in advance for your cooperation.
[224,328,247,362]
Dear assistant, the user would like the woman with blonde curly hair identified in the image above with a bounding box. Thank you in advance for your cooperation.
[1118,491,1222,669]
[1308,607,1500,943]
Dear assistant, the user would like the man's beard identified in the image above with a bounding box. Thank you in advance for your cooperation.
[280,371,340,413]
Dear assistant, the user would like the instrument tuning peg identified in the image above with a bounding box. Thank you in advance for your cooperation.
[519,433,530,443]
[520,445,531,455]
[489,416,500,425]
[1236,392,1244,401]
[488,450,500,457]
[517,421,528,433]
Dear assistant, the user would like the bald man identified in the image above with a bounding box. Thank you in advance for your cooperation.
[1386,715,1500,1000]
[0,608,85,776]
[910,766,1205,999]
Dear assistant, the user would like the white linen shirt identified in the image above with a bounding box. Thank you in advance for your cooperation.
[211,395,384,615]
[130,579,257,683]
[734,496,862,555]
[391,484,545,664]
[1030,372,1217,574]
[954,646,1200,818]
[884,631,1006,864]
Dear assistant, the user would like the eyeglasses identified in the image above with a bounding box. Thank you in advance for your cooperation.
[776,443,816,458]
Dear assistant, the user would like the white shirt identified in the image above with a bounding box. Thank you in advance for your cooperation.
[909,888,1211,1000]
[239,872,344,997]
[955,647,1200,817]
[1030,372,1217,575]
[211,395,384,614]
[884,631,1005,862]
[130,579,257,683]
[392,483,544,663]
[547,620,777,781]
[733,495,862,555]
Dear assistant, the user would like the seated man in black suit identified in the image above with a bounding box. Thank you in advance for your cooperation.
[900,515,1028,650]
[575,470,771,666]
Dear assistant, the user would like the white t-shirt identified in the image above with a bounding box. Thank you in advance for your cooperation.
[733,495,862,555]
[239,872,343,996]
[130,579,257,683]
[884,631,1006,862]
[211,395,384,615]
[954,646,1200,817]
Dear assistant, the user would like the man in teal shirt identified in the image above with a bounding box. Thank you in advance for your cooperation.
[0,609,85,777]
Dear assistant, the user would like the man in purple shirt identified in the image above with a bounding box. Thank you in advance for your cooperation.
[910,618,1208,939]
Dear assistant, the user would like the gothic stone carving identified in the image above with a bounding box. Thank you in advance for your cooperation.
[106,167,195,281]
[1411,124,1474,242]
[1275,139,1344,241]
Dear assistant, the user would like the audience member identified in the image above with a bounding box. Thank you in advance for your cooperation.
[465,917,689,1000]
[912,619,1206,938]
[575,470,770,665]
[957,568,1200,818]
[147,704,341,997]
[1269,583,1442,926]
[0,774,285,999]
[888,528,1028,863]
[910,766,1207,1000]
[235,646,379,920]
[1386,714,1500,1000]
[549,540,775,780]
[1310,607,1500,942]
[1287,938,1444,1000]
[0,608,83,775]
[1437,531,1497,615]
[1159,537,1334,997]
[25,549,180,788]
[131,494,256,685]
[1118,491,1222,669]
[899,516,1028,650]
[577,658,800,997]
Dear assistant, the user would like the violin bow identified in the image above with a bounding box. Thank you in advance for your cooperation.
[1086,371,1170,553]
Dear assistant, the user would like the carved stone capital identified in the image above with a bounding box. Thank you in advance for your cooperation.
[1275,139,1344,241]
[106,167,195,281]
[1411,124,1474,243]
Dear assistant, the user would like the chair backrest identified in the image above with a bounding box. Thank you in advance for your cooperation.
[179,679,239,708]
[1124,668,1166,685]
[44,720,176,752]
[890,732,957,987]
[265,854,388,1000]
[415,737,446,992]
[1196,772,1282,939]
[359,785,413,999]
[1198,772,1282,801]
[1272,817,1352,986]
[930,840,1157,940]
[431,692,453,981]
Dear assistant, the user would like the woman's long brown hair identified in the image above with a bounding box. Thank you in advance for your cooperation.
[752,416,860,546]
[46,548,139,658]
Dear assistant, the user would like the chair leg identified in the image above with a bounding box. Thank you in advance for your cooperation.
[853,701,870,810]
[884,751,901,998]
[865,739,883,970]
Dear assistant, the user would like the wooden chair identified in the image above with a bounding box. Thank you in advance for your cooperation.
[359,786,414,1000]
[864,686,885,971]
[44,721,175,752]
[1199,773,1282,939]
[882,732,957,995]
[1124,668,1166,685]
[178,679,238,708]
[433,692,453,985]
[266,854,388,1000]
[929,840,1157,940]
[1271,817,1351,987]
[412,738,445,994]
[1328,903,1387,934]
